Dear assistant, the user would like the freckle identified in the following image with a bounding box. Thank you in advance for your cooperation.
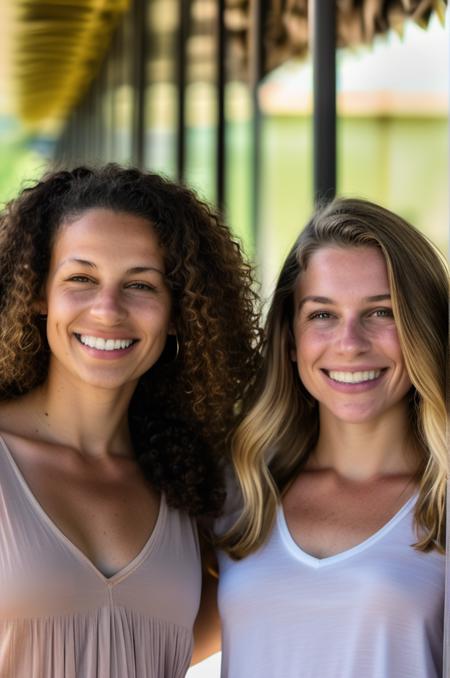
[44,412,49,417]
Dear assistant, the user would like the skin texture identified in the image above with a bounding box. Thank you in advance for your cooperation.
[43,209,173,395]
[283,246,418,559]
[291,246,412,427]
[0,209,172,577]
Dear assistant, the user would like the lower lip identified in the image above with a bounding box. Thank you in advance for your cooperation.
[75,336,137,360]
[321,370,386,393]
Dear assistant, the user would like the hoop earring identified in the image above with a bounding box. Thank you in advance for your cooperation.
[173,333,180,361]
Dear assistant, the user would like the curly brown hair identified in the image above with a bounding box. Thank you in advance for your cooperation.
[0,164,261,516]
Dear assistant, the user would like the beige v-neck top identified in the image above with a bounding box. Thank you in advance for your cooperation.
[0,437,201,678]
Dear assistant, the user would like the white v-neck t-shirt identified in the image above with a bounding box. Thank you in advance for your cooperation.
[217,494,444,678]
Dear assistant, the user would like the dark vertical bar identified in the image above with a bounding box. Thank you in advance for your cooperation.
[69,108,75,164]
[94,72,104,162]
[114,11,126,163]
[132,0,147,168]
[67,111,75,164]
[248,0,267,252]
[53,126,63,165]
[176,0,189,181]
[88,90,96,163]
[105,35,117,161]
[216,0,226,210]
[81,95,90,164]
[311,0,336,205]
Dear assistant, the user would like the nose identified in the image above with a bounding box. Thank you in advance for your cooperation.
[89,286,127,325]
[335,317,370,355]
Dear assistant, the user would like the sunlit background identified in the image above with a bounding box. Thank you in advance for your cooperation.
[0,5,447,301]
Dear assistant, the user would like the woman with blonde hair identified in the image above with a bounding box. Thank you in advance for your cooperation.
[216,198,447,678]
[0,164,260,678]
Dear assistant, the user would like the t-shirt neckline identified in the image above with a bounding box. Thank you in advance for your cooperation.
[277,492,417,569]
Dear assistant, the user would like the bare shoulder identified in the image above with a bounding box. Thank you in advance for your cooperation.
[0,397,37,439]
[0,396,48,469]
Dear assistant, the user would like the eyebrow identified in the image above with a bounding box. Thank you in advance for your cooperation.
[298,293,391,309]
[57,258,165,276]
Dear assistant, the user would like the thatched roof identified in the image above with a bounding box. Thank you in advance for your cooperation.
[226,0,447,74]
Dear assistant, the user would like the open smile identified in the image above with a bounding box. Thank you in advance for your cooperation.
[324,369,386,384]
[321,368,388,392]
[74,334,138,352]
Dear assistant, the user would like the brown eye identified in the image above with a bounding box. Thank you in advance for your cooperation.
[127,282,157,291]
[67,276,92,283]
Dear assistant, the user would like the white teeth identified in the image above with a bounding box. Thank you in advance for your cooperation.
[79,335,134,351]
[328,370,381,384]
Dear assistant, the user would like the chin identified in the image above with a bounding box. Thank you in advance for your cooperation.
[72,369,136,391]
[326,405,383,425]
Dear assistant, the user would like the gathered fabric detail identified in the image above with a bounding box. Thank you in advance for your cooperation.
[0,610,193,678]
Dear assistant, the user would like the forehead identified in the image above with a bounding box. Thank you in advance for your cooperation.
[295,246,390,300]
[52,208,163,262]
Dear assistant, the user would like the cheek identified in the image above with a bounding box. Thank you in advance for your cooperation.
[139,308,172,343]
[377,328,412,391]
[294,334,324,391]
[46,285,78,312]
[45,291,84,346]
[144,298,172,324]
[46,299,76,334]
[293,325,327,364]
[381,326,405,361]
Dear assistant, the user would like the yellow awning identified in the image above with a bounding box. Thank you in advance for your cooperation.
[12,0,130,128]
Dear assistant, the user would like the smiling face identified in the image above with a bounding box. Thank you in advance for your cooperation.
[41,208,173,393]
[291,245,412,425]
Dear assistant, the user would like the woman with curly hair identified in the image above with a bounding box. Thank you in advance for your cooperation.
[215,198,447,678]
[0,164,260,678]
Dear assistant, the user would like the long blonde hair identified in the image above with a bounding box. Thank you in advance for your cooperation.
[220,198,448,559]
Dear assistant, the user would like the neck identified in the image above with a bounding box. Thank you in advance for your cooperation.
[310,402,419,481]
[25,367,137,459]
